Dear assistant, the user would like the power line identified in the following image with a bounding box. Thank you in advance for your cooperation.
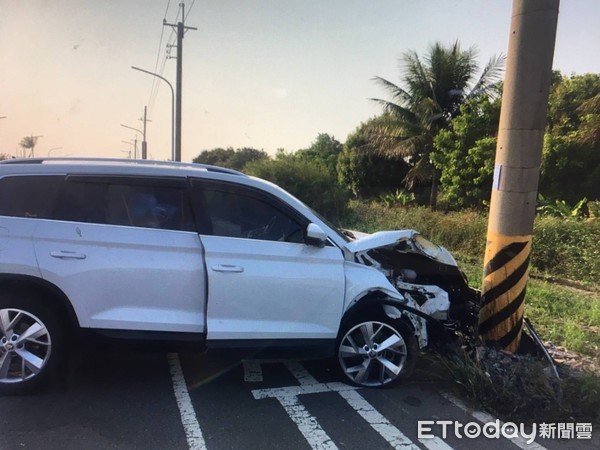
[184,0,196,22]
[148,1,174,116]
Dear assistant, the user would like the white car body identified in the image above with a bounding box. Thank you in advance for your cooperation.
[0,158,473,392]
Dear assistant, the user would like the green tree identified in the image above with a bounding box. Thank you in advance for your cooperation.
[295,133,343,175]
[432,96,501,208]
[192,147,235,166]
[245,154,349,220]
[0,153,10,161]
[577,92,600,146]
[337,119,408,198]
[227,147,269,171]
[547,73,600,136]
[540,73,600,202]
[370,41,504,209]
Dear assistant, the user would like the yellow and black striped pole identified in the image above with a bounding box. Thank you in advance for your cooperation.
[479,0,559,352]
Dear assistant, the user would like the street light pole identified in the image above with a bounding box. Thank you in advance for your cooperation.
[131,66,175,161]
[120,123,144,159]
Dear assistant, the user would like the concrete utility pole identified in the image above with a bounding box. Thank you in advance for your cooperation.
[164,2,197,162]
[141,106,148,159]
[479,0,560,352]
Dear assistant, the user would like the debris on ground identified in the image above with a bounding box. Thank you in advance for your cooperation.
[544,342,599,374]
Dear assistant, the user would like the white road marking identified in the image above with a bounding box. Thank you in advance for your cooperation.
[442,393,547,450]
[278,392,339,450]
[284,360,319,385]
[281,361,439,450]
[242,359,263,382]
[168,353,207,450]
[338,389,419,449]
[252,383,342,450]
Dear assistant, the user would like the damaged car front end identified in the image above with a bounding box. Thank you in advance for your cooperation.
[337,229,480,387]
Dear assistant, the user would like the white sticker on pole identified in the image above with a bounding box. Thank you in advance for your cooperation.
[493,164,502,190]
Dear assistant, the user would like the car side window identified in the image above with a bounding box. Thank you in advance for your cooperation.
[47,178,194,232]
[195,185,305,243]
[0,175,63,219]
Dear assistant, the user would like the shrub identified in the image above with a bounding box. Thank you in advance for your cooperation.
[245,157,349,221]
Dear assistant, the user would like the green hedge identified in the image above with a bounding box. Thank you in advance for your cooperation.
[341,201,599,286]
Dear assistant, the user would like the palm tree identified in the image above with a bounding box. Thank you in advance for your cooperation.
[370,41,504,209]
[19,135,41,158]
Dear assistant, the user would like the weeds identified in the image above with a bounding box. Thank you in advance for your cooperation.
[427,348,600,424]
[378,190,416,208]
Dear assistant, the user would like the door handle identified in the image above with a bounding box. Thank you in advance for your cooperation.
[50,251,87,260]
[211,264,244,273]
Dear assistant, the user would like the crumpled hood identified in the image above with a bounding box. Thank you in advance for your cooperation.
[344,229,458,267]
[344,230,418,253]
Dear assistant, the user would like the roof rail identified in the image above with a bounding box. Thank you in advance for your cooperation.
[0,157,246,176]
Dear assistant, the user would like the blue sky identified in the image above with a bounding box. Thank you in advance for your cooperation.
[1,0,599,161]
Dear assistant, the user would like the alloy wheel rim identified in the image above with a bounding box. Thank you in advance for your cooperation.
[0,308,52,384]
[338,321,407,387]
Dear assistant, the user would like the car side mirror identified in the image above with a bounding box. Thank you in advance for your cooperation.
[305,223,328,247]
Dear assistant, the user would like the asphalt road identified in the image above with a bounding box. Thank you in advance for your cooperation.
[0,349,596,449]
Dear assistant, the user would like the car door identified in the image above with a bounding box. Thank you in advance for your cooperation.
[32,175,207,334]
[190,179,346,342]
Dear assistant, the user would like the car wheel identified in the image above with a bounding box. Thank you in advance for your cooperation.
[337,317,416,388]
[0,294,64,395]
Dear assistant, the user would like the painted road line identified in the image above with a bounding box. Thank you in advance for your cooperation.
[284,360,319,385]
[337,389,418,450]
[167,353,206,450]
[278,392,339,450]
[252,383,339,450]
[242,359,263,382]
[284,361,433,450]
[442,393,547,450]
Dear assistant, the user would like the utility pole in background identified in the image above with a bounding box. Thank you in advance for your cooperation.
[479,0,560,352]
[141,106,148,159]
[164,2,197,162]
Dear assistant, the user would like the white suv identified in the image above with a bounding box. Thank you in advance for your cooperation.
[0,158,478,394]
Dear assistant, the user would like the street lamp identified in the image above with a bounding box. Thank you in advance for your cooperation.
[47,147,63,156]
[121,140,136,159]
[120,124,144,159]
[131,66,175,161]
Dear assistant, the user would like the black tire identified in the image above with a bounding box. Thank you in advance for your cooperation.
[0,293,65,395]
[337,314,417,388]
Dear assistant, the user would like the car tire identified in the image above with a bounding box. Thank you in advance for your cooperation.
[0,293,65,395]
[337,315,417,388]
